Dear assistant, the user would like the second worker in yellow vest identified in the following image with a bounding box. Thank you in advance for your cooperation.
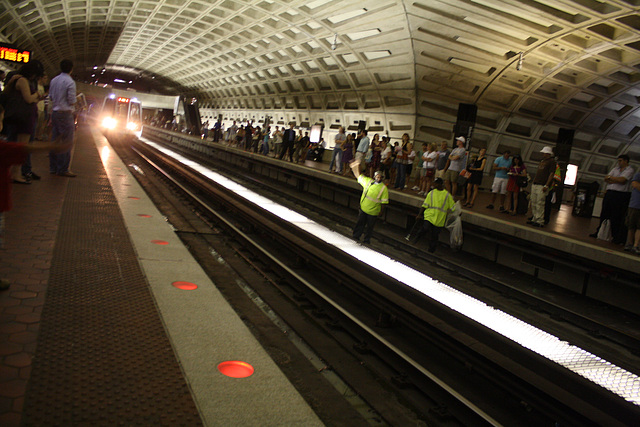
[412,177,455,253]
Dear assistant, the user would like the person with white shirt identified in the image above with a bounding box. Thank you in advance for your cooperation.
[444,136,467,197]
[355,129,370,172]
[329,126,346,173]
[419,143,438,196]
[589,154,635,244]
[48,59,77,177]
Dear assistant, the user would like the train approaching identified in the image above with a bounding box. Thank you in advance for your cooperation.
[99,94,142,136]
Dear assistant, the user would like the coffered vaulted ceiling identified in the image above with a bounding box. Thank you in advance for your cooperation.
[2,0,640,177]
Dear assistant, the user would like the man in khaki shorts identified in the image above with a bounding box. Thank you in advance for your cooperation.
[443,136,466,196]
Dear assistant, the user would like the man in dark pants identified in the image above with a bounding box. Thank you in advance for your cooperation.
[411,178,455,252]
[351,160,389,245]
[279,123,296,162]
[589,154,634,244]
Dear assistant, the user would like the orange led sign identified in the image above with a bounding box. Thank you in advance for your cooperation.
[117,97,130,103]
[0,44,31,64]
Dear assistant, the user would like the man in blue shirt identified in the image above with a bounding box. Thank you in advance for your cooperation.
[49,59,77,177]
[624,171,640,254]
[355,129,370,172]
[486,150,512,212]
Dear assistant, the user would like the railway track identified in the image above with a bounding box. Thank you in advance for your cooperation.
[148,133,640,366]
[108,134,640,426]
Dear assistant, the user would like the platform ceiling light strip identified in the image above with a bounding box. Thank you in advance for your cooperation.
[143,139,640,406]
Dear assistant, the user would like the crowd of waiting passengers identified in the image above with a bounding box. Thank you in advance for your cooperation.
[147,117,640,255]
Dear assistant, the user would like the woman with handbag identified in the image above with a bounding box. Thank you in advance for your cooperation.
[1,61,45,184]
[463,148,486,208]
[393,133,411,190]
[379,138,392,183]
[341,134,355,177]
[506,155,527,215]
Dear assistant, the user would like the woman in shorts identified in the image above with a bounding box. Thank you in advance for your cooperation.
[419,143,437,196]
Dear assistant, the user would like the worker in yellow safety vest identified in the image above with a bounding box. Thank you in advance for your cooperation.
[350,160,389,244]
[412,177,455,253]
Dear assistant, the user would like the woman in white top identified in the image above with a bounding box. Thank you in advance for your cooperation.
[419,143,438,196]
[379,139,392,183]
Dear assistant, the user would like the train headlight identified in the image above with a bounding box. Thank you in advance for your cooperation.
[102,117,117,129]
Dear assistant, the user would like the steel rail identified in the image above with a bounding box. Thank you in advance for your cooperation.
[126,138,640,425]
[130,143,502,426]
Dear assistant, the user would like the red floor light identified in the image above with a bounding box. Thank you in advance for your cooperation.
[151,240,169,245]
[217,361,254,378]
[137,214,152,218]
[128,196,140,200]
[172,281,198,290]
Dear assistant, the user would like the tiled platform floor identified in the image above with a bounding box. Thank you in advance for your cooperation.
[0,150,68,426]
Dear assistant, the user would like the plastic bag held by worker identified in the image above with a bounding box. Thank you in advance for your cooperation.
[446,201,463,250]
[597,219,613,242]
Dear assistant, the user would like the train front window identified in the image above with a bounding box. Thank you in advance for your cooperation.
[129,103,140,122]
[115,101,129,119]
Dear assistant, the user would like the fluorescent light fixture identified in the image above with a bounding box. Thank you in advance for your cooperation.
[327,8,367,24]
[565,164,578,186]
[139,138,640,407]
[363,50,391,61]
[345,29,381,41]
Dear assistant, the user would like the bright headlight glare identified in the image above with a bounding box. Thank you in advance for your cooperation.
[102,117,117,129]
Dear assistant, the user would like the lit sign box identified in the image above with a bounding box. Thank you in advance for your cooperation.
[310,124,323,144]
[0,44,31,64]
[564,164,578,186]
[117,97,130,103]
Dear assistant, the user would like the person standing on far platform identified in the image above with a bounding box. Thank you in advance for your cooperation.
[410,177,455,253]
[280,123,296,162]
[350,160,389,245]
[589,154,634,245]
[227,120,238,144]
[354,129,370,172]
[624,171,640,254]
[486,150,512,212]
[329,126,346,173]
[528,146,557,228]
[444,136,466,197]
[49,59,77,177]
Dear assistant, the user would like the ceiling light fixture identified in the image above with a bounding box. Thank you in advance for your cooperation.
[516,52,524,71]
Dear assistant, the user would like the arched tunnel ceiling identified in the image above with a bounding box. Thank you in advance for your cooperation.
[2,0,640,176]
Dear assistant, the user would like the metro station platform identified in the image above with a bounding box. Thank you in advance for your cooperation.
[0,127,321,426]
[245,141,638,272]
[2,128,638,425]
[284,147,619,255]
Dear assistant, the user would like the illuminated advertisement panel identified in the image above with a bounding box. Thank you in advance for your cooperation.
[0,44,31,63]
